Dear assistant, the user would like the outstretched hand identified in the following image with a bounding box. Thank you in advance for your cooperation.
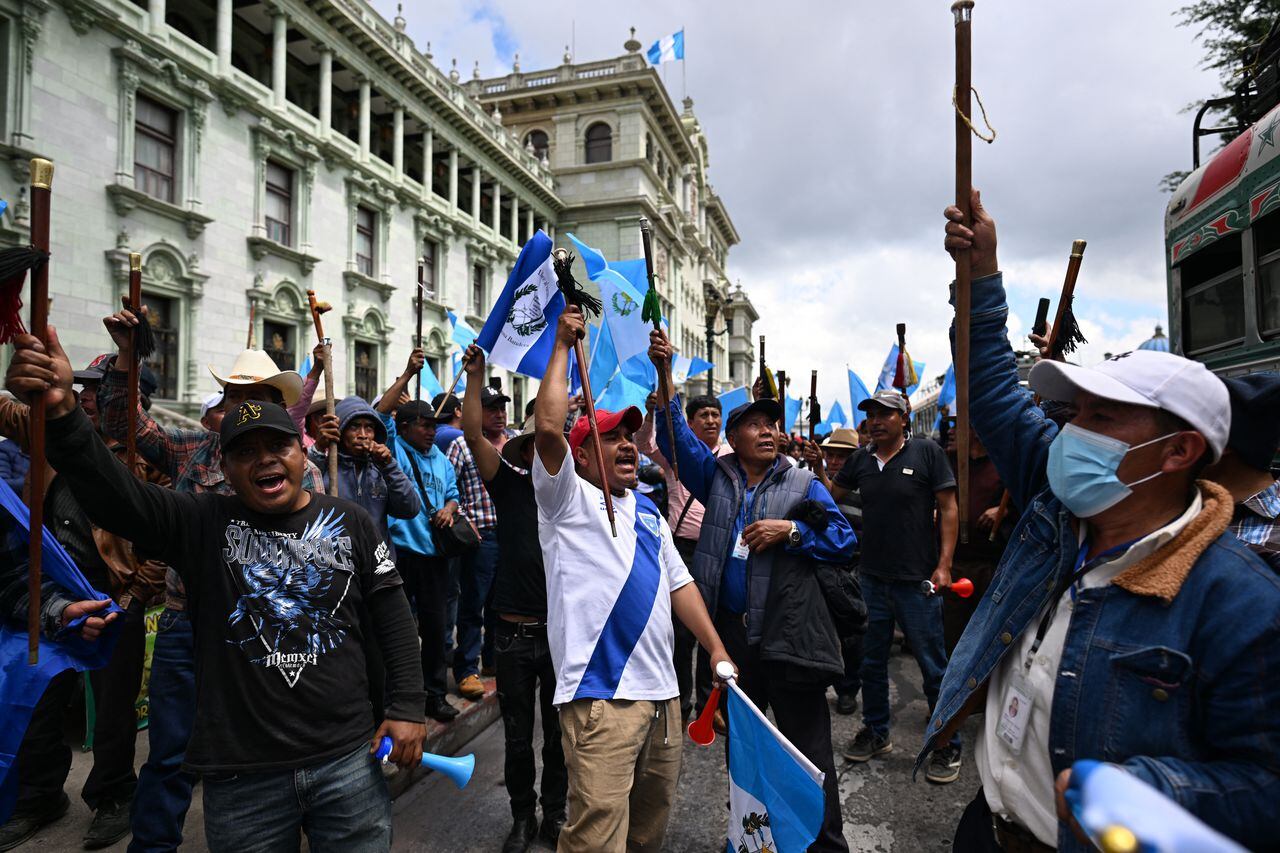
[103,301,148,360]
[61,598,118,642]
[943,187,998,279]
[6,328,76,418]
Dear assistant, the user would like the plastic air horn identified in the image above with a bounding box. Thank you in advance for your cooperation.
[374,738,475,789]
[920,578,975,598]
[687,661,737,746]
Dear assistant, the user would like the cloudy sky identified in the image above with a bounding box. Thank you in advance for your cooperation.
[374,0,1221,409]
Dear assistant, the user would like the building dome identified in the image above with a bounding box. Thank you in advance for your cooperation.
[1137,324,1170,352]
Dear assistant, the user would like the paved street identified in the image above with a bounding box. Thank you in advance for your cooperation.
[393,644,981,852]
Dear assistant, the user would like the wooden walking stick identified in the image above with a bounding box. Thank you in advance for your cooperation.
[639,217,678,481]
[126,253,142,472]
[776,369,788,434]
[27,158,53,664]
[246,303,255,350]
[808,370,821,443]
[552,248,616,536]
[415,260,425,401]
[986,242,1087,540]
[306,290,339,497]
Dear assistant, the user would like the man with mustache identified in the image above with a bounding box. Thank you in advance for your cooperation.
[531,306,732,853]
[650,328,857,853]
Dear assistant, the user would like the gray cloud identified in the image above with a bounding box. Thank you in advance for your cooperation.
[379,0,1216,407]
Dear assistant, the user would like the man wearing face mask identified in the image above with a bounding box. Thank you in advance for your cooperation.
[935,191,1280,853]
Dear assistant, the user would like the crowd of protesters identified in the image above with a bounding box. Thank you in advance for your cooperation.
[0,189,1278,853]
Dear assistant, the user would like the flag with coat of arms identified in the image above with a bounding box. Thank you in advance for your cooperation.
[474,231,564,379]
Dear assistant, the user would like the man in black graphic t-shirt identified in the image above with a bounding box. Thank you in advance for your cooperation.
[7,329,426,853]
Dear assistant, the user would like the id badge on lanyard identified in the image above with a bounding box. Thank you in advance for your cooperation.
[733,486,759,561]
[997,665,1035,754]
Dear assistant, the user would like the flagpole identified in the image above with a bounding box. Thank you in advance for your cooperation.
[639,217,678,481]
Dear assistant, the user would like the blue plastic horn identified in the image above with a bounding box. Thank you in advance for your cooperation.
[374,737,475,789]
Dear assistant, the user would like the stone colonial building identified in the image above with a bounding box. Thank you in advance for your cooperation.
[3,0,746,417]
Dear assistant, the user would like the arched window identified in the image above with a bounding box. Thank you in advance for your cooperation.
[584,122,612,164]
[525,129,549,161]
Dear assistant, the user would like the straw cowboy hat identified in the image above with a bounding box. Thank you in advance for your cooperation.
[208,350,303,406]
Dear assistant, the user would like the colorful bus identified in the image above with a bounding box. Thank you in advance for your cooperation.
[1165,27,1280,376]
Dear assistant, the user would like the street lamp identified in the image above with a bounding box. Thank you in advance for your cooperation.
[704,285,729,395]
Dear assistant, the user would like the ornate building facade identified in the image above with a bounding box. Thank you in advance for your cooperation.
[4,0,745,416]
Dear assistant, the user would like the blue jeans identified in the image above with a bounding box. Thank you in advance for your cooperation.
[860,575,960,748]
[201,743,390,853]
[452,534,499,681]
[129,608,196,853]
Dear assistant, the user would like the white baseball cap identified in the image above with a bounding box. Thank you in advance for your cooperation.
[1029,350,1230,460]
[200,391,224,419]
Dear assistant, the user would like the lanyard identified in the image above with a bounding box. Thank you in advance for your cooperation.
[1024,536,1137,668]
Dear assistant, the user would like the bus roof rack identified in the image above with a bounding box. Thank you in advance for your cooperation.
[1193,17,1280,168]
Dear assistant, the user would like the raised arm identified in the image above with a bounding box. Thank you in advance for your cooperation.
[287,343,325,430]
[648,329,716,504]
[534,307,584,475]
[460,344,501,481]
[8,329,195,563]
[375,347,425,415]
[944,189,1057,511]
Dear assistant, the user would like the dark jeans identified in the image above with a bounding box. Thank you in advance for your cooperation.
[129,608,197,853]
[860,574,960,748]
[453,534,499,680]
[201,743,390,853]
[834,633,864,699]
[717,611,848,853]
[672,536,708,717]
[15,598,146,812]
[494,620,567,821]
[399,549,450,698]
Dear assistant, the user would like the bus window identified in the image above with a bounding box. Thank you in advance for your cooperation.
[1257,213,1280,337]
[1180,233,1244,354]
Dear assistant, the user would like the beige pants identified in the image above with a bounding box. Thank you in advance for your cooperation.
[557,697,682,853]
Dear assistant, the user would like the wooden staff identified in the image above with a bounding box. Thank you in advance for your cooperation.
[27,158,53,665]
[953,0,976,544]
[415,260,425,401]
[808,369,821,443]
[246,303,255,350]
[776,369,788,434]
[306,290,339,496]
[126,252,142,473]
[434,361,467,418]
[553,248,616,536]
[639,218,678,480]
[987,241,1087,540]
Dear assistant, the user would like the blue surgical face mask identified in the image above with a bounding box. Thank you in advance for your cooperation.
[1046,424,1178,518]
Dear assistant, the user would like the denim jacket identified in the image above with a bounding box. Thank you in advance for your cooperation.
[918,273,1280,851]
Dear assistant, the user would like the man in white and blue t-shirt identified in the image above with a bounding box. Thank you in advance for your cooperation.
[533,306,733,853]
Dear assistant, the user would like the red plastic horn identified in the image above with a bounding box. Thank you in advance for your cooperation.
[688,661,737,746]
[951,577,975,598]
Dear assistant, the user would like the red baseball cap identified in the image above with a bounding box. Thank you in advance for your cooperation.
[568,406,643,452]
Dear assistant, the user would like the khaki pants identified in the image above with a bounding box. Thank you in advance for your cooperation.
[557,697,682,852]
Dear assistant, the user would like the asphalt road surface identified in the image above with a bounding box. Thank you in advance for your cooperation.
[392,643,982,852]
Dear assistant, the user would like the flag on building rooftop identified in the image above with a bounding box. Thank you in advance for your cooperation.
[474,231,564,379]
[725,679,825,853]
[647,29,685,65]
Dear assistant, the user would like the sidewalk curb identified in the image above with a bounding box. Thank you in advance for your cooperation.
[387,676,498,799]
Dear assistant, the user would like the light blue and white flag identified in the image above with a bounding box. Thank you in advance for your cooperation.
[448,309,479,349]
[418,363,446,399]
[725,679,825,853]
[450,349,468,392]
[933,364,957,431]
[784,395,802,433]
[874,345,926,398]
[647,29,685,65]
[848,369,872,427]
[566,234,656,366]
[717,386,749,425]
[596,370,651,413]
[475,231,564,379]
[828,400,848,429]
[672,354,714,386]
[298,353,313,378]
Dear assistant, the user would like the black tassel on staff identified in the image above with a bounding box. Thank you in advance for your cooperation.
[551,248,615,537]
[1048,240,1089,361]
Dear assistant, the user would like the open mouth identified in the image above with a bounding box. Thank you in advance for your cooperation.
[255,473,287,495]
[614,454,637,473]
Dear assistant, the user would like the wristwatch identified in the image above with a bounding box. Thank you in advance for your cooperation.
[787,522,802,547]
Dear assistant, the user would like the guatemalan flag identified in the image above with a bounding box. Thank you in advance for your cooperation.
[725,680,825,853]
[647,29,685,65]
[474,231,564,380]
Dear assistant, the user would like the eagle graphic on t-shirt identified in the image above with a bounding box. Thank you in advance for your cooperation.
[221,508,355,687]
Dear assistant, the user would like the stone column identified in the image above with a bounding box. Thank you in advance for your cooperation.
[491,182,501,232]
[358,78,371,160]
[471,166,481,221]
[150,0,166,36]
[422,127,433,196]
[510,196,519,243]
[216,0,232,73]
[271,10,287,108]
[318,47,332,137]
[392,104,404,177]
[525,209,534,241]
[448,149,458,210]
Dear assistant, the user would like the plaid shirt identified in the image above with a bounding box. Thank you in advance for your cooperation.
[1230,480,1280,572]
[0,517,75,637]
[98,368,321,606]
[446,433,513,531]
